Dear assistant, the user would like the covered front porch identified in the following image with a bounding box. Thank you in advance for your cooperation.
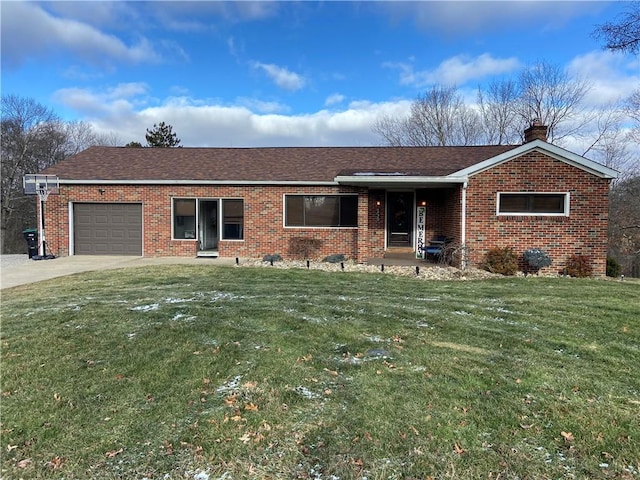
[342,174,467,266]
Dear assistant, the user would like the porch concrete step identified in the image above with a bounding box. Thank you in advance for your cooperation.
[196,251,219,257]
[383,249,417,260]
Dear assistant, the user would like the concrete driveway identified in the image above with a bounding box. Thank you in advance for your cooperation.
[0,255,238,290]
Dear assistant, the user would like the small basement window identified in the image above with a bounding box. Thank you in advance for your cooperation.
[497,193,569,216]
[285,195,358,227]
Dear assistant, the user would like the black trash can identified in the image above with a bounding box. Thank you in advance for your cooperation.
[23,228,38,259]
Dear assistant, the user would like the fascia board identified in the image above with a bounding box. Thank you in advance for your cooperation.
[58,179,339,186]
[453,140,618,179]
[334,175,468,186]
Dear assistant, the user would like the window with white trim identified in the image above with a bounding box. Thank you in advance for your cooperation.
[222,199,244,240]
[173,198,196,239]
[497,193,569,216]
[172,198,244,240]
[285,195,358,227]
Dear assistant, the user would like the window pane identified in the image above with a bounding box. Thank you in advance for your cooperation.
[306,196,339,226]
[285,196,304,226]
[340,195,358,226]
[285,195,358,227]
[223,199,243,239]
[532,194,564,213]
[499,193,566,214]
[174,199,196,239]
[500,194,528,212]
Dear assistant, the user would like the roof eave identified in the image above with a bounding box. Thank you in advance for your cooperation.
[58,179,339,186]
[334,175,468,187]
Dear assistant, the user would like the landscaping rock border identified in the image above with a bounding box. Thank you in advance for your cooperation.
[236,258,502,281]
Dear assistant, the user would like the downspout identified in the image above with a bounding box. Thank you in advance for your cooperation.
[461,181,468,270]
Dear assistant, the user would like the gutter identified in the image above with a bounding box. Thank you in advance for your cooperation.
[58,179,339,186]
[334,175,469,187]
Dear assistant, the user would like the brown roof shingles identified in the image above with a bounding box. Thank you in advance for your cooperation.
[43,145,515,182]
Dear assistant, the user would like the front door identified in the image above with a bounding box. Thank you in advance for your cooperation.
[198,200,219,251]
[386,191,414,247]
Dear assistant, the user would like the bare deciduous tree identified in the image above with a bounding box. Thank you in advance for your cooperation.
[515,61,592,143]
[593,1,640,55]
[1,95,120,253]
[63,121,120,156]
[609,176,640,276]
[624,89,640,144]
[477,78,521,144]
[1,95,65,253]
[373,85,483,146]
[374,63,592,147]
[579,104,639,180]
[371,114,412,147]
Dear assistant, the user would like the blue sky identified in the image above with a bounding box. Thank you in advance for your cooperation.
[2,1,638,148]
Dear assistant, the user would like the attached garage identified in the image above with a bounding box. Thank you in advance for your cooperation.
[73,203,142,255]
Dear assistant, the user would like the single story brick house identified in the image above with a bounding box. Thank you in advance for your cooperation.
[37,123,617,275]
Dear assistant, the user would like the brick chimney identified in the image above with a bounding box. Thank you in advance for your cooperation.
[523,119,548,143]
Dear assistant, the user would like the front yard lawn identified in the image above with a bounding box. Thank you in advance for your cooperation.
[1,265,639,479]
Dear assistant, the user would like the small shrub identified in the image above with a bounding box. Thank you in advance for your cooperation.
[606,257,621,277]
[289,237,323,259]
[565,254,593,278]
[434,242,472,269]
[523,248,553,274]
[482,247,518,276]
[323,254,346,263]
[262,254,283,263]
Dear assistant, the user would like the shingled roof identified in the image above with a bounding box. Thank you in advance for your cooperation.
[44,145,516,183]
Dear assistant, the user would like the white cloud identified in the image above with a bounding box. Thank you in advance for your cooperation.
[377,2,608,37]
[40,1,138,29]
[384,54,520,87]
[52,85,411,147]
[170,86,191,96]
[566,50,640,107]
[325,93,346,107]
[1,2,161,69]
[53,83,151,117]
[236,98,290,114]
[158,1,280,24]
[227,37,240,58]
[62,66,106,82]
[252,62,306,91]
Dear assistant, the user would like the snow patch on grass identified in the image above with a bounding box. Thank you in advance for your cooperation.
[130,303,159,312]
[301,315,328,324]
[216,375,243,394]
[164,297,195,304]
[196,291,242,302]
[172,313,197,322]
[294,386,321,399]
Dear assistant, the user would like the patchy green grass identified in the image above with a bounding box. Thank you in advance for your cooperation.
[1,265,639,479]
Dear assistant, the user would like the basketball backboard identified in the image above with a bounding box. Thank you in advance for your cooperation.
[23,174,60,195]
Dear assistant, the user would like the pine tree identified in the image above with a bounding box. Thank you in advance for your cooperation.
[145,122,181,148]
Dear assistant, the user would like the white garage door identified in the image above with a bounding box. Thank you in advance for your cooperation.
[74,203,142,255]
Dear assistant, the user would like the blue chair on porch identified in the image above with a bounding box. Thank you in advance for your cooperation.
[421,235,451,262]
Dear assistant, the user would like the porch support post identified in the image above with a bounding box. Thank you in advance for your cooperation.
[461,181,468,269]
[38,197,46,256]
[356,189,370,263]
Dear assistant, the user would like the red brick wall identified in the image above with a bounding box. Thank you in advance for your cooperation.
[41,152,611,274]
[465,152,611,276]
[43,184,378,261]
